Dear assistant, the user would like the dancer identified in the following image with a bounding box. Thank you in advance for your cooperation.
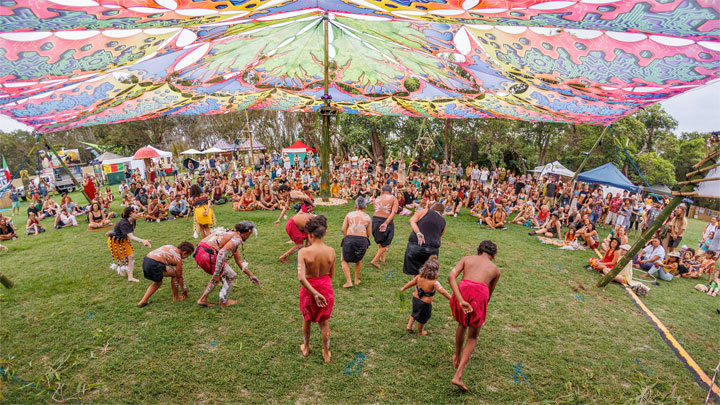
[189,184,215,239]
[399,255,451,335]
[194,221,260,307]
[137,242,195,307]
[106,206,151,283]
[340,197,371,288]
[403,203,446,276]
[370,185,398,268]
[279,211,314,263]
[298,215,335,363]
[274,184,315,226]
[448,240,501,391]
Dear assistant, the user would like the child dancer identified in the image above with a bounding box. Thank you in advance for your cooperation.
[137,242,194,307]
[298,215,336,363]
[399,255,451,336]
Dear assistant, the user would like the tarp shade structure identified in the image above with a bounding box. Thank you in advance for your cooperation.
[540,161,574,178]
[212,139,236,151]
[96,151,124,162]
[202,147,225,153]
[181,148,202,155]
[236,139,266,151]
[640,184,673,196]
[0,1,718,133]
[577,163,639,193]
[695,165,720,198]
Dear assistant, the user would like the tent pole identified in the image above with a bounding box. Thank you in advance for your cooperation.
[40,133,91,203]
[596,195,682,288]
[320,13,331,201]
[570,125,608,184]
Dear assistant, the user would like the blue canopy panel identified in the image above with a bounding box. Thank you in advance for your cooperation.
[577,163,638,193]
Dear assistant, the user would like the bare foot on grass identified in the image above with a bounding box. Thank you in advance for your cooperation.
[322,349,331,363]
[300,344,310,357]
[278,256,289,263]
[369,261,380,269]
[128,277,139,282]
[418,330,428,336]
[197,299,213,307]
[342,282,353,288]
[219,299,238,307]
[452,354,459,369]
[451,377,469,391]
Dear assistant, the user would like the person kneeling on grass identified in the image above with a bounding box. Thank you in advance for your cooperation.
[298,215,335,363]
[399,255,451,336]
[138,242,194,307]
[448,240,500,392]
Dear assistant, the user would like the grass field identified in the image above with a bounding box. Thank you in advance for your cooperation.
[1,192,718,403]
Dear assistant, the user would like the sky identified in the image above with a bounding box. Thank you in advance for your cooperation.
[1,81,718,135]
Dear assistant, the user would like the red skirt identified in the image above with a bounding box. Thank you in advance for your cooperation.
[300,275,334,323]
[450,279,489,327]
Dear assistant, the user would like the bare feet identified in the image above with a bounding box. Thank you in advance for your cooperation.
[418,330,428,336]
[197,299,213,307]
[451,377,469,391]
[380,255,386,263]
[300,344,310,357]
[322,349,331,363]
[137,301,148,308]
[219,299,238,306]
[369,261,380,269]
[173,295,187,302]
[354,279,361,286]
[406,327,413,332]
[452,354,459,369]
[342,282,353,288]
[278,256,289,263]
[128,277,139,282]
[639,273,650,278]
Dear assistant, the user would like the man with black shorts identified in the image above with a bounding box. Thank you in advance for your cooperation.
[340,197,371,288]
[370,185,398,268]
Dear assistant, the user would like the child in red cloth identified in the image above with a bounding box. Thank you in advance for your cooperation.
[448,240,501,392]
[297,215,336,363]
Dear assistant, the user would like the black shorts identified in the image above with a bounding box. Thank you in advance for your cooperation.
[341,235,370,263]
[372,216,394,247]
[669,236,683,249]
[412,297,432,324]
[403,242,440,276]
[142,257,166,283]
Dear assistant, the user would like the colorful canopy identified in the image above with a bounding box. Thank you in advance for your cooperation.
[133,146,161,160]
[0,1,718,132]
[283,140,315,154]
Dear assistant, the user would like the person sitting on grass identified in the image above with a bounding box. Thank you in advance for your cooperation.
[234,186,256,211]
[211,182,226,205]
[697,231,714,259]
[54,208,78,229]
[399,255,451,336]
[707,265,719,297]
[25,212,45,235]
[169,194,189,218]
[484,203,507,230]
[41,195,60,217]
[578,223,599,249]
[532,204,550,228]
[145,197,168,222]
[635,236,665,274]
[0,217,18,241]
[137,242,195,307]
[677,249,701,278]
[88,202,112,229]
[511,202,534,225]
[589,238,620,273]
[105,186,114,202]
[563,228,577,246]
[701,252,719,284]
[256,183,278,210]
[528,212,561,238]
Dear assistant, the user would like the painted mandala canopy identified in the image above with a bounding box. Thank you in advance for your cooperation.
[0,0,718,132]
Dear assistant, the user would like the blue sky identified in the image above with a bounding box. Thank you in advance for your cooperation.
[1,81,718,135]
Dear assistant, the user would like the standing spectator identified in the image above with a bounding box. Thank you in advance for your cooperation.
[10,185,20,216]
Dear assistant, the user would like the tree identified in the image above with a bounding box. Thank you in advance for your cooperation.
[634,104,678,153]
[630,152,676,186]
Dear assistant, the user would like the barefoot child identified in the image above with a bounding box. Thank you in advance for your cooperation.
[707,265,719,296]
[279,211,314,263]
[297,215,336,363]
[448,240,501,391]
[399,255,451,335]
[138,242,195,307]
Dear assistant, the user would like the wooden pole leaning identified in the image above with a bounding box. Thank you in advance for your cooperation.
[40,133,91,203]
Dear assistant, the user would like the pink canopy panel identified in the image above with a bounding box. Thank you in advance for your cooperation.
[0,0,718,132]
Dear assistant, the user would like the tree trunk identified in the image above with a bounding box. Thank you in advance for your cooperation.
[369,128,385,167]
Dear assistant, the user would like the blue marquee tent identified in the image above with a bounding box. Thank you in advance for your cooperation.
[577,163,638,193]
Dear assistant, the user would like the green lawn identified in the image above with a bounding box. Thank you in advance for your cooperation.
[1,193,718,403]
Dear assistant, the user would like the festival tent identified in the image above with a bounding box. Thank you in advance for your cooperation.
[577,163,639,193]
[96,151,124,163]
[640,184,673,196]
[282,141,315,166]
[202,147,225,154]
[211,139,236,152]
[181,149,202,155]
[540,161,575,178]
[236,139,266,152]
[0,2,717,133]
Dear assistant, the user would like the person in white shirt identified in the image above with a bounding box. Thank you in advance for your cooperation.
[633,236,665,275]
